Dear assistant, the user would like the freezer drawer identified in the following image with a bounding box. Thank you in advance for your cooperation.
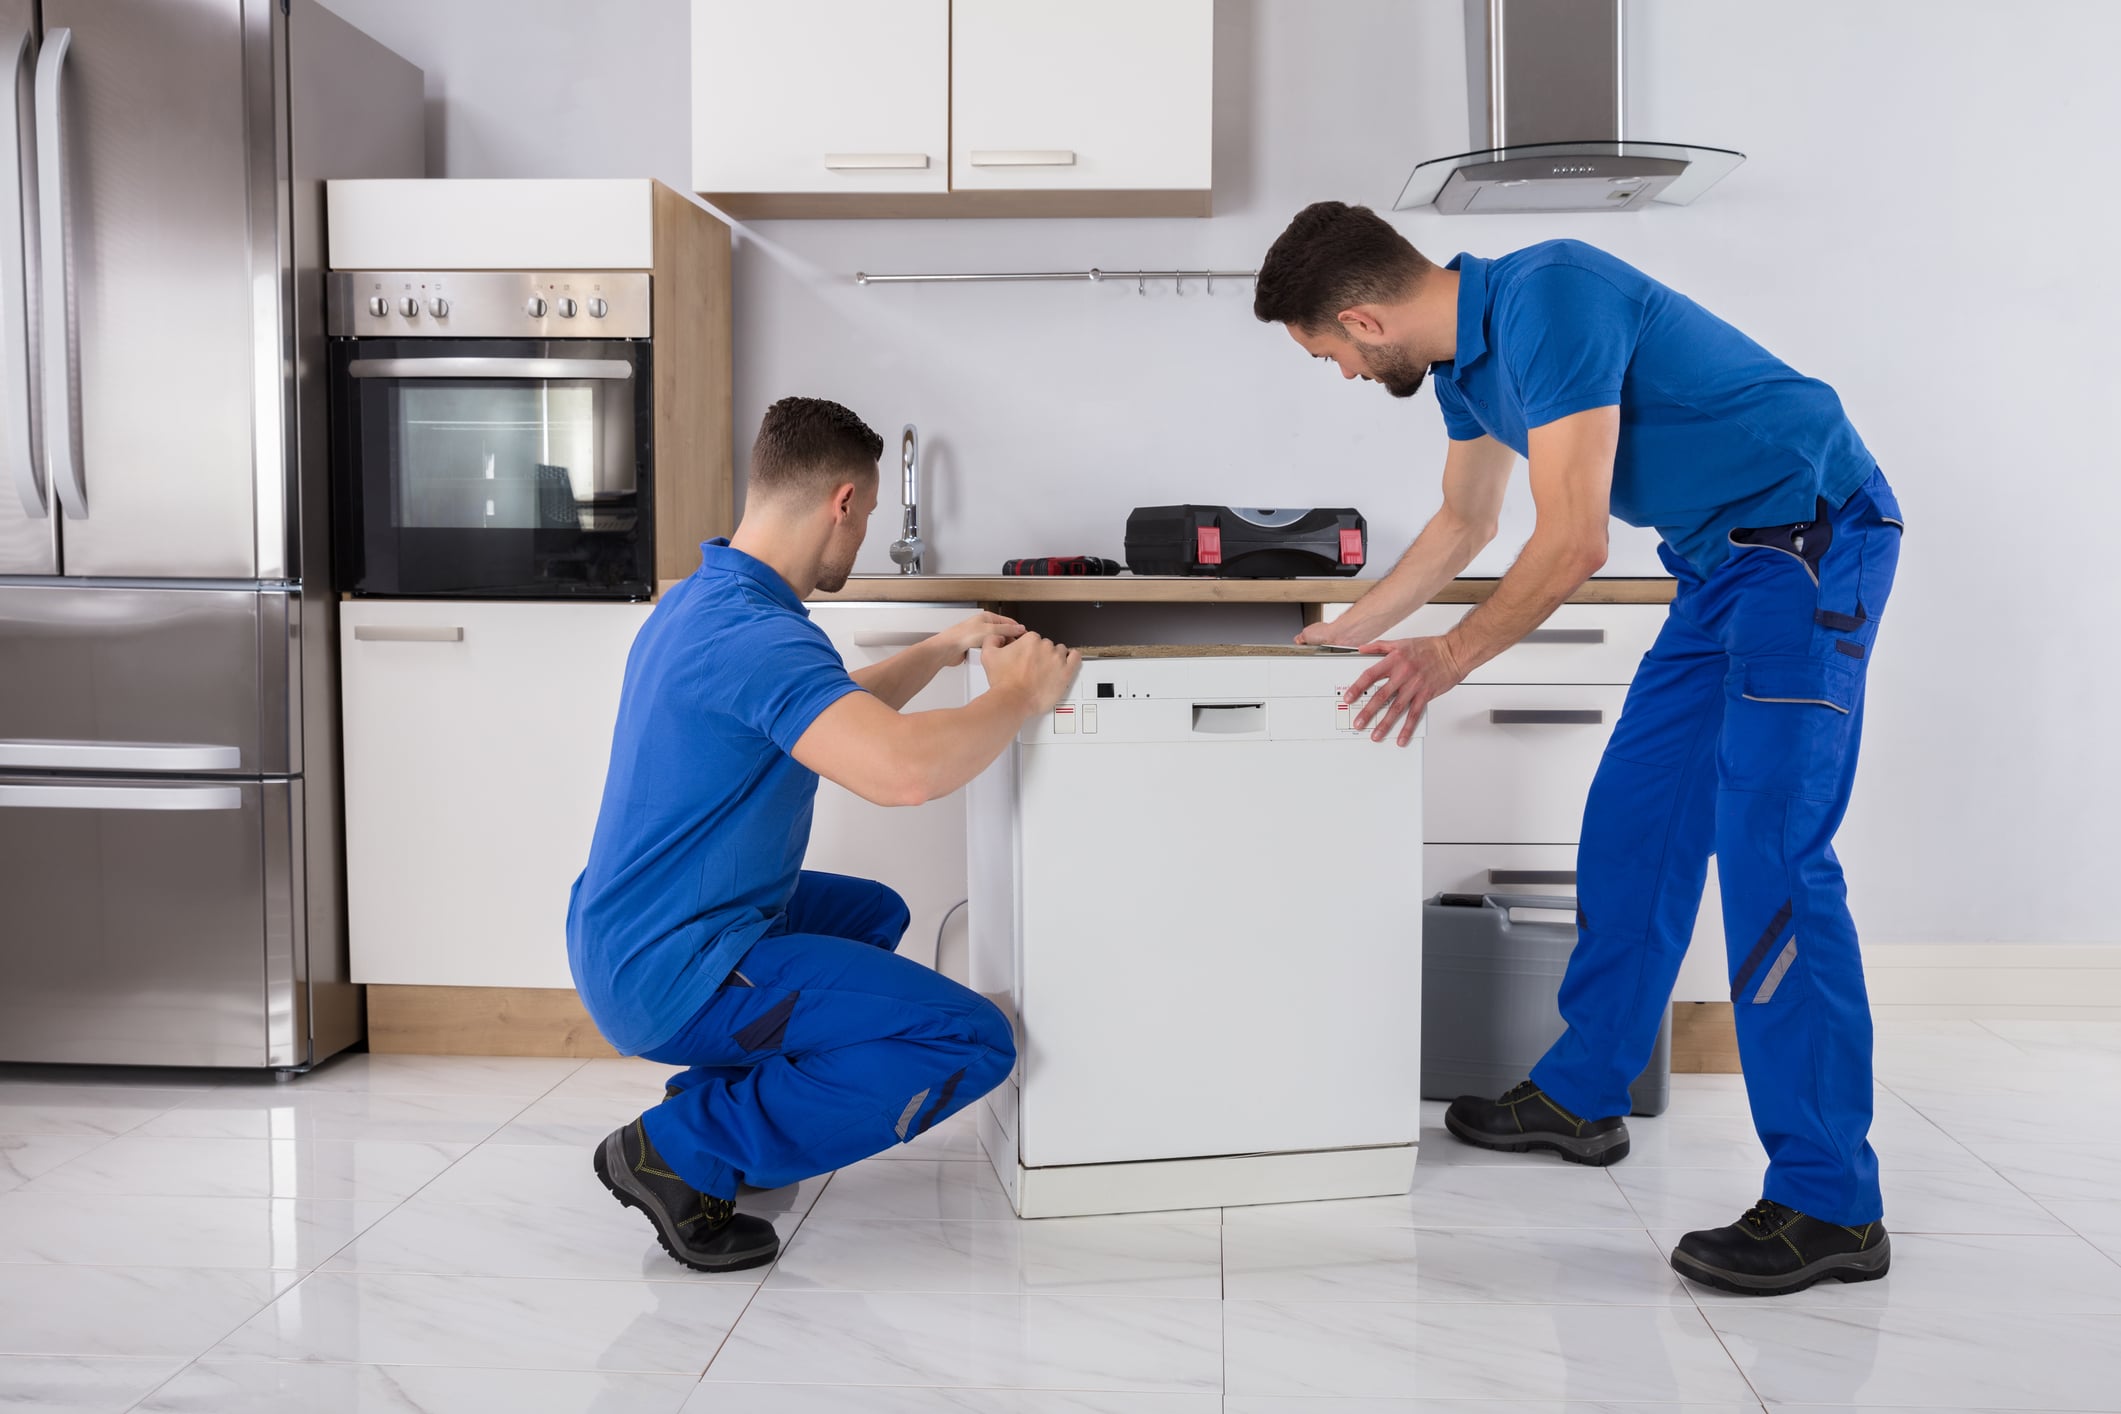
[0,584,293,776]
[0,773,287,1067]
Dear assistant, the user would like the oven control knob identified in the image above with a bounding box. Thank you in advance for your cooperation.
[428,297,449,318]
[587,297,608,319]
[366,295,389,318]
[525,295,548,318]
[555,297,578,319]
[399,296,420,318]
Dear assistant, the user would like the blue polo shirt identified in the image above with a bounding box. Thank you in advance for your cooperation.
[566,541,863,1054]
[1431,240,1875,571]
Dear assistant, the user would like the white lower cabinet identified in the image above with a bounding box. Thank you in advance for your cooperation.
[803,603,972,971]
[340,600,651,989]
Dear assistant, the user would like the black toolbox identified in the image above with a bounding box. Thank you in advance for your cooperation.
[1123,505,1367,578]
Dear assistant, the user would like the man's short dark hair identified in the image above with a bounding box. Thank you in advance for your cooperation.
[748,396,884,499]
[1253,201,1433,332]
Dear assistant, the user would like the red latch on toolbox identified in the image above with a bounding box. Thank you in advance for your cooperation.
[1339,527,1364,565]
[1196,525,1222,565]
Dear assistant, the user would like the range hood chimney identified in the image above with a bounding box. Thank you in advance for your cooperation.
[1395,0,1743,215]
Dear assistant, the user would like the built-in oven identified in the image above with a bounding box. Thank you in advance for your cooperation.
[327,271,655,599]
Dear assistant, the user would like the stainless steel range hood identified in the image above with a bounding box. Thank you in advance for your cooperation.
[1395,0,1743,214]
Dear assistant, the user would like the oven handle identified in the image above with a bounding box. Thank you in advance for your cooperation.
[344,357,636,380]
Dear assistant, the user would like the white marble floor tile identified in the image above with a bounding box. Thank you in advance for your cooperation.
[685,1389,1220,1413]
[0,1084,200,1138]
[1667,1230,2121,1312]
[1707,1307,2121,1409]
[209,1270,751,1373]
[0,1355,185,1414]
[17,1136,468,1202]
[704,1291,1222,1392]
[290,1053,585,1098]
[1979,1018,2121,1054]
[488,1091,649,1147]
[1617,1111,1981,1171]
[0,1134,105,1190]
[1223,1300,1754,1401]
[1224,1403,1769,1414]
[805,1157,1020,1222]
[408,1141,829,1220]
[1980,1143,2121,1204]
[134,1089,528,1145]
[135,1360,702,1414]
[765,1216,1223,1297]
[0,1191,391,1269]
[873,1106,988,1161]
[2044,1198,2121,1250]
[530,1056,676,1100]
[1225,1164,1640,1230]
[323,1191,787,1284]
[1614,1163,2071,1235]
[1221,1224,1687,1305]
[0,1264,296,1358]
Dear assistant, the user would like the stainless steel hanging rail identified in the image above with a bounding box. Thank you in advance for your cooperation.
[853,267,1258,293]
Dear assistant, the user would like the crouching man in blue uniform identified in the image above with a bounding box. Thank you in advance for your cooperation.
[1255,204,1903,1296]
[568,396,1079,1272]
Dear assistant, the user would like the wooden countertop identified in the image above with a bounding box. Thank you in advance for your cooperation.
[791,575,1677,606]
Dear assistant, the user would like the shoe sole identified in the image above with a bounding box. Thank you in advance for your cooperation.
[1670,1235,1892,1296]
[592,1131,780,1274]
[1444,1107,1631,1166]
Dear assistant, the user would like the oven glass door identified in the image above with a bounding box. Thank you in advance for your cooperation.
[333,339,653,598]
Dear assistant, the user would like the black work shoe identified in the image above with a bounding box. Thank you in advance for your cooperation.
[593,1119,780,1273]
[1444,1080,1631,1166]
[1671,1199,1890,1295]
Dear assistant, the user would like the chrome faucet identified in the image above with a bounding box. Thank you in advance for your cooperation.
[889,423,925,574]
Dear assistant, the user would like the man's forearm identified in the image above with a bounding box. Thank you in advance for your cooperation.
[894,688,1033,802]
[1339,510,1494,639]
[852,639,950,711]
[1442,533,1603,676]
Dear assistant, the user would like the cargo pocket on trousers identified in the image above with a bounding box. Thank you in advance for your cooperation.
[1721,655,1860,802]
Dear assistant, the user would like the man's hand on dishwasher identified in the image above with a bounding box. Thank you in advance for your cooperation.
[1343,636,1465,747]
[982,631,1081,715]
[1295,616,1378,648]
[936,610,1025,664]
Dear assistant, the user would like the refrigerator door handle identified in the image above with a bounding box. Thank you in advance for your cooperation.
[1,20,38,519]
[0,741,243,772]
[32,27,83,521]
[0,782,244,812]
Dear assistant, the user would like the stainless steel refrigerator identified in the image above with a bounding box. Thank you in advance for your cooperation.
[0,1,422,1069]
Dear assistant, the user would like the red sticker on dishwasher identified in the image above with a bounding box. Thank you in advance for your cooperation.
[1196,525,1222,565]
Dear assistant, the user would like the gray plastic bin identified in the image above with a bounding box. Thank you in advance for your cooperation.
[1422,892,1671,1117]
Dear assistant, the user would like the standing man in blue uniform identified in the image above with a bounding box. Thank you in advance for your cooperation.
[1254,203,1903,1296]
[569,396,1079,1272]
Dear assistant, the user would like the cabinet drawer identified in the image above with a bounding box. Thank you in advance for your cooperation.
[1329,603,1664,685]
[1423,685,1625,843]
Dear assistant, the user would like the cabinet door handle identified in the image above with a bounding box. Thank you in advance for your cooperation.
[969,149,1077,167]
[1489,708,1603,726]
[1489,868,1577,887]
[1522,628,1605,644]
[352,626,463,643]
[824,153,931,171]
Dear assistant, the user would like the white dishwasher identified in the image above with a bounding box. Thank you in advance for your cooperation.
[966,646,1424,1217]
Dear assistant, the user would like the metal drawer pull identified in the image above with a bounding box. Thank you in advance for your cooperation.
[824,153,930,170]
[969,149,1077,167]
[353,625,463,643]
[1489,708,1604,725]
[0,783,242,812]
[852,632,933,648]
[345,358,634,380]
[0,741,241,771]
[1489,868,1577,886]
[1522,628,1605,644]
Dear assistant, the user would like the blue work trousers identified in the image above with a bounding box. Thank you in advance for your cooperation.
[1531,468,1904,1224]
[640,871,1015,1198]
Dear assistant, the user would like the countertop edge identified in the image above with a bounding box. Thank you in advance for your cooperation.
[754,576,1679,606]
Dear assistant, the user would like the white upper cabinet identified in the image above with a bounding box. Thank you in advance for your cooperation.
[692,0,950,197]
[692,0,1212,217]
[950,0,1213,195]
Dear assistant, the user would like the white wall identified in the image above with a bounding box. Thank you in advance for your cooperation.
[327,0,2121,947]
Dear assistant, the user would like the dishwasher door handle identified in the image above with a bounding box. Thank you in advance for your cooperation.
[1190,702,1265,735]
